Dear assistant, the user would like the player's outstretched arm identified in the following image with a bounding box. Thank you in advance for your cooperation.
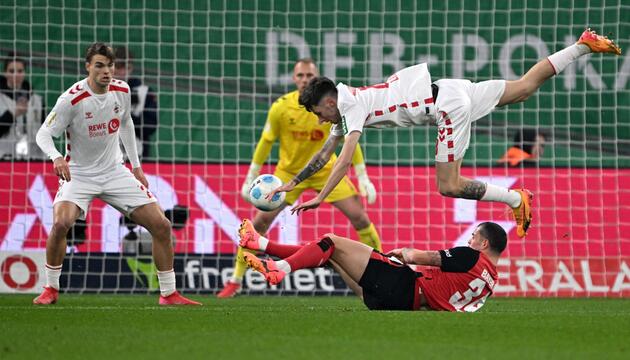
[266,132,342,201]
[386,248,442,267]
[291,131,360,215]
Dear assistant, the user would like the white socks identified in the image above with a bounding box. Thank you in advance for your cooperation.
[275,260,292,274]
[45,263,62,290]
[157,269,176,297]
[481,183,522,208]
[257,236,269,252]
[547,44,590,74]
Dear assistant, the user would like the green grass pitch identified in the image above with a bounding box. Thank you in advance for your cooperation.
[1,295,629,359]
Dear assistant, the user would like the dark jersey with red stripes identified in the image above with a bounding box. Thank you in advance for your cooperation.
[416,247,498,312]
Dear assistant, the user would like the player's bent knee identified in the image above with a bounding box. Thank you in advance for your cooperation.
[51,218,75,236]
[437,181,460,198]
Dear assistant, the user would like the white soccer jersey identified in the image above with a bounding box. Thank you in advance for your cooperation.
[331,63,436,137]
[43,78,132,178]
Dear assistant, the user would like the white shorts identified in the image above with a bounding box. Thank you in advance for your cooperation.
[53,165,157,220]
[433,79,506,162]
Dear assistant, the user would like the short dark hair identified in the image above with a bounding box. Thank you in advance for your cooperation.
[477,222,507,254]
[513,128,544,154]
[85,42,115,63]
[298,76,338,112]
[3,52,25,72]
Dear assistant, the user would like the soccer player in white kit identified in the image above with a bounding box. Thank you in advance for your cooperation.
[270,28,621,238]
[32,43,201,305]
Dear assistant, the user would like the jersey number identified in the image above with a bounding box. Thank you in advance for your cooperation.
[357,74,399,91]
[448,278,489,312]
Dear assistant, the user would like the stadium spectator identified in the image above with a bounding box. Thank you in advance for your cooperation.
[498,128,546,167]
[0,53,45,159]
[216,59,381,298]
[114,46,158,159]
[275,28,621,238]
[33,42,200,306]
[238,219,507,312]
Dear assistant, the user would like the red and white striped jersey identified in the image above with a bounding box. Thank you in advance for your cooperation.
[331,63,435,137]
[43,78,131,178]
[417,247,498,312]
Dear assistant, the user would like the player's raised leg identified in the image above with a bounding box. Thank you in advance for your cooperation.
[130,202,201,305]
[435,158,532,237]
[499,28,621,107]
[33,201,82,305]
[216,206,297,298]
[242,223,373,286]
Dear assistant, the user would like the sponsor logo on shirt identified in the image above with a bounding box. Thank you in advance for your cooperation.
[310,129,325,141]
[444,249,452,257]
[88,123,108,138]
[113,102,120,114]
[85,112,93,119]
[341,116,348,135]
[108,118,120,134]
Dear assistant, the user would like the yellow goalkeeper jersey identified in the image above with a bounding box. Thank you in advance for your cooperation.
[258,90,337,175]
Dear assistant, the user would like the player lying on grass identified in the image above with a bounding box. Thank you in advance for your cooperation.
[238,219,507,312]
[33,42,200,306]
[269,28,622,238]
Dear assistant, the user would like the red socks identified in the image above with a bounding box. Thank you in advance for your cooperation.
[265,242,302,258]
[284,237,335,270]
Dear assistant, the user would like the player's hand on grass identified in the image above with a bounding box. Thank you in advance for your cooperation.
[53,156,71,181]
[291,197,322,215]
[132,167,149,188]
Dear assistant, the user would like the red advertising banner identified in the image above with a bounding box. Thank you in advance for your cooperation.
[1,162,629,296]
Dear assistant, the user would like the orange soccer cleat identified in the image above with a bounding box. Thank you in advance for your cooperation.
[238,219,262,251]
[577,28,622,55]
[159,291,202,306]
[243,253,286,285]
[33,286,59,305]
[511,189,533,238]
[216,280,242,298]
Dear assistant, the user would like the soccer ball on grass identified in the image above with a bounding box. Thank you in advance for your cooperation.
[248,174,286,211]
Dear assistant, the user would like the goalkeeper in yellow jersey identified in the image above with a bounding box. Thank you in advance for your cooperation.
[217,59,381,298]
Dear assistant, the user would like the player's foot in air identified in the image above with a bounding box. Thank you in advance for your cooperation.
[511,189,533,238]
[216,280,242,298]
[577,28,621,55]
[159,291,202,306]
[33,286,59,305]
[243,253,286,285]
[238,219,262,251]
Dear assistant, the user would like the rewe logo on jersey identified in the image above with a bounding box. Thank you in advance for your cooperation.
[108,118,120,134]
[88,123,108,138]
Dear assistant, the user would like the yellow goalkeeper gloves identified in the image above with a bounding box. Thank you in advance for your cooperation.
[241,163,262,202]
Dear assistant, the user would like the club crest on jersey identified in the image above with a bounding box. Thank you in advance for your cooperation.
[85,112,93,119]
[113,102,120,114]
[108,118,120,133]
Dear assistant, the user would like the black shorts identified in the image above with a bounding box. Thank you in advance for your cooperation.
[358,251,421,311]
